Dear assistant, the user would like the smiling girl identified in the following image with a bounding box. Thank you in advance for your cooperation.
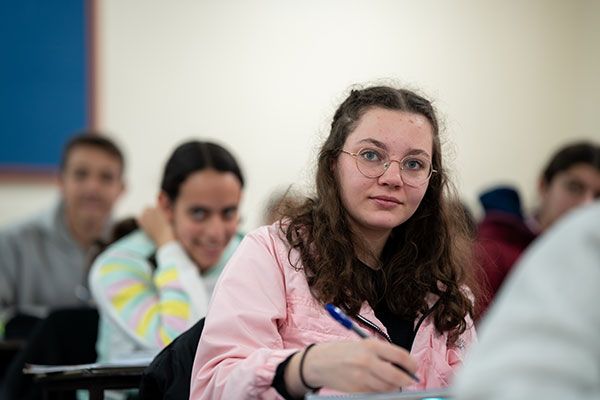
[190,86,478,399]
[88,140,244,362]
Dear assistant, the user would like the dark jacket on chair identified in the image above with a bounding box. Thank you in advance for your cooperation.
[138,318,205,400]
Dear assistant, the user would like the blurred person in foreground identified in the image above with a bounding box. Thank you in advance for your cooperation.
[454,200,600,400]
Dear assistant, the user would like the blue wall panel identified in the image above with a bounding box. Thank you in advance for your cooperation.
[0,0,88,171]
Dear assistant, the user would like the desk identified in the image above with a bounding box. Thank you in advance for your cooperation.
[25,361,149,400]
[305,390,451,399]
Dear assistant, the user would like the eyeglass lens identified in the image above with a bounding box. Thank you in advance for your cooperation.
[354,148,432,186]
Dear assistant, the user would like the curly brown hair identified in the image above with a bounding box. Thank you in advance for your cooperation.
[283,85,478,345]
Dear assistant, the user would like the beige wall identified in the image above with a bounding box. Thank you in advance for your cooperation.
[1,0,599,230]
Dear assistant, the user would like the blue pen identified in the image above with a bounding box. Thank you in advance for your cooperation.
[325,303,420,383]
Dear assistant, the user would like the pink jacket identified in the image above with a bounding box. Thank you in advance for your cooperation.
[190,224,477,399]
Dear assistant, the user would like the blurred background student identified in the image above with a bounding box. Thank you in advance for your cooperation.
[0,133,125,400]
[533,141,600,231]
[0,133,125,339]
[475,141,600,318]
[454,201,600,400]
[88,140,244,363]
[261,186,303,226]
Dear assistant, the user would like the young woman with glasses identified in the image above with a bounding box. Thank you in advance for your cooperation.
[190,85,478,399]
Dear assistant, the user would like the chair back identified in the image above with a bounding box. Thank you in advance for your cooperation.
[139,317,205,400]
[1,307,99,400]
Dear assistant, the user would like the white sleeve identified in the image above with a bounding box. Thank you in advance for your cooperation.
[155,241,210,321]
[454,203,600,400]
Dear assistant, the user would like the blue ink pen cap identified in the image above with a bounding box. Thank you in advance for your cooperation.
[325,303,353,329]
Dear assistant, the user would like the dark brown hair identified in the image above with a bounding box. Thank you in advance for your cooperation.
[161,140,244,202]
[60,131,125,173]
[541,141,600,184]
[283,86,477,344]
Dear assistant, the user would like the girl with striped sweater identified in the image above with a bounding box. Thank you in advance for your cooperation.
[88,140,244,362]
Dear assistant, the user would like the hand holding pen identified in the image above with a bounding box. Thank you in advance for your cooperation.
[287,304,419,395]
[293,334,420,394]
[325,303,421,383]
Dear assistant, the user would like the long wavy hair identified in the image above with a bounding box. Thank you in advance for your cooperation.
[283,86,477,344]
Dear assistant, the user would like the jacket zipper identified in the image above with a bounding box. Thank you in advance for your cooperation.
[355,314,393,342]
[356,299,440,343]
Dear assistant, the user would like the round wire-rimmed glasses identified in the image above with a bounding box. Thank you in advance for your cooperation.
[341,148,436,187]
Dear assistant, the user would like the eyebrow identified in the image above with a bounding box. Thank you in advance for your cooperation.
[356,138,432,159]
[357,138,388,150]
[404,149,432,159]
[188,205,239,212]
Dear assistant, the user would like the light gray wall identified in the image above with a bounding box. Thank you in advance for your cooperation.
[1,0,599,230]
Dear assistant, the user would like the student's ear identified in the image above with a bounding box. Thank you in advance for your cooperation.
[57,172,65,194]
[330,156,338,173]
[117,178,126,197]
[538,177,549,198]
[158,192,175,223]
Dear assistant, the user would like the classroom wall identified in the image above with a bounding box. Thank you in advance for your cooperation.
[1,0,599,231]
[574,0,600,148]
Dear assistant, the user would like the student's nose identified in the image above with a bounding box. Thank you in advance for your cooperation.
[83,175,103,193]
[580,189,597,206]
[378,161,405,188]
[204,215,227,244]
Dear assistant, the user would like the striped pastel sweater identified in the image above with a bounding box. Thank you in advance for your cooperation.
[89,229,242,362]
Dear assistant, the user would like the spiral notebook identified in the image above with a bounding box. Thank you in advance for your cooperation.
[305,389,450,400]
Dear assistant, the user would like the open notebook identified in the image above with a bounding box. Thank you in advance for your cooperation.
[305,389,450,400]
[23,354,153,375]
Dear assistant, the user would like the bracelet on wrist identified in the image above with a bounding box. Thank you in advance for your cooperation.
[299,343,321,392]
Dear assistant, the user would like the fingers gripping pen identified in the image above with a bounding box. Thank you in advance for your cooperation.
[325,303,420,383]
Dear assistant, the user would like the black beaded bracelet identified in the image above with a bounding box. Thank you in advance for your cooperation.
[299,343,321,391]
